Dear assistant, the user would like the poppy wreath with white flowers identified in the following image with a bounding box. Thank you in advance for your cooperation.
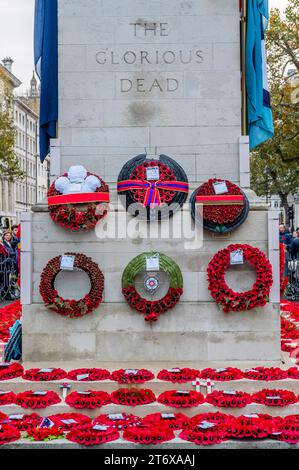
[39,253,104,318]
[207,244,273,313]
[48,172,109,232]
[122,252,183,323]
[180,423,227,446]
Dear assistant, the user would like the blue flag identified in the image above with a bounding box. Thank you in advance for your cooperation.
[246,0,274,149]
[34,0,58,162]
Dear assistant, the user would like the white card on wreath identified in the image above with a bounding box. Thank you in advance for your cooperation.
[76,374,90,381]
[60,255,75,270]
[125,369,139,375]
[38,368,54,373]
[146,166,160,181]
[213,181,228,195]
[9,415,24,420]
[146,255,160,271]
[230,249,244,265]
[93,425,108,431]
[161,413,176,419]
[198,421,215,430]
[108,414,125,421]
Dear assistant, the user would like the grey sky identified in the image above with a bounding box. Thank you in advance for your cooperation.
[0,0,289,93]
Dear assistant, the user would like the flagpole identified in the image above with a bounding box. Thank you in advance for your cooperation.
[241,0,247,135]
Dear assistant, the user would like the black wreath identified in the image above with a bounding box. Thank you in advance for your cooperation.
[189,183,249,234]
[117,154,189,221]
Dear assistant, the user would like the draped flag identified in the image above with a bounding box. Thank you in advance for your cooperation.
[246,0,274,149]
[34,0,58,162]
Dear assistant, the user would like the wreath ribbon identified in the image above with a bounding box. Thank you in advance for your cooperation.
[48,192,110,207]
[196,195,244,206]
[117,180,189,208]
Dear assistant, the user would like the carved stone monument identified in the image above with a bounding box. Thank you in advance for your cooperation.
[21,0,280,363]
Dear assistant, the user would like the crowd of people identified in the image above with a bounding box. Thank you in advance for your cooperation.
[279,224,299,259]
[0,225,20,301]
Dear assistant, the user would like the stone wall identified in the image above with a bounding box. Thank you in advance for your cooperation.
[22,0,281,363]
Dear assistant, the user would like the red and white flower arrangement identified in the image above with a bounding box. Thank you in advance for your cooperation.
[244,367,288,381]
[142,412,189,430]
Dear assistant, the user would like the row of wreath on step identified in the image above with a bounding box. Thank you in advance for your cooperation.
[1,387,299,409]
[1,363,299,382]
[48,157,249,232]
[0,410,298,446]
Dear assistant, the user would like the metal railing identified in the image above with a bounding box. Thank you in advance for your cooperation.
[286,254,299,301]
[0,255,20,302]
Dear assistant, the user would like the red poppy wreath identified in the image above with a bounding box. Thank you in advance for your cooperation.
[179,422,227,446]
[157,390,204,408]
[67,368,111,382]
[23,368,67,382]
[93,413,141,431]
[65,391,111,409]
[39,253,104,318]
[67,424,119,446]
[0,362,23,381]
[207,244,273,313]
[110,368,154,384]
[111,388,156,407]
[122,252,183,323]
[205,390,252,408]
[123,424,175,445]
[157,368,200,383]
[15,390,61,409]
[47,165,110,231]
[190,178,249,234]
[0,424,20,446]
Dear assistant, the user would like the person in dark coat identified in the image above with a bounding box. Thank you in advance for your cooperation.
[290,237,299,259]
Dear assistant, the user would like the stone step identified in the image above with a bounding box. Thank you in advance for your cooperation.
[2,437,299,450]
[1,402,299,419]
[1,377,298,394]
